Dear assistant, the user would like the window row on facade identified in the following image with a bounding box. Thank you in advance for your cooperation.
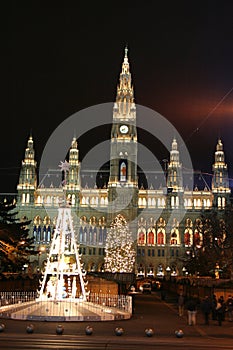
[137,248,179,257]
[138,196,213,209]
[137,228,202,247]
[20,192,227,210]
[137,263,179,278]
[32,215,108,245]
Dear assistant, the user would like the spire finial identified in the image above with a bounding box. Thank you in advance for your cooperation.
[125,44,128,58]
[123,45,129,66]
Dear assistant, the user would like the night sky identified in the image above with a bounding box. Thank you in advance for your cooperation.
[2,1,233,194]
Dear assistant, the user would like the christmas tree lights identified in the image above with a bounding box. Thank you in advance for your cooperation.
[104,214,135,273]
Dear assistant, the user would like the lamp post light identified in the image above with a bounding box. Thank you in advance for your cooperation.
[182,266,187,276]
[166,266,171,280]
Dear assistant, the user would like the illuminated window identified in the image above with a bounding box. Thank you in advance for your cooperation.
[170,229,178,245]
[138,229,146,245]
[184,228,192,246]
[157,230,165,245]
[147,230,155,245]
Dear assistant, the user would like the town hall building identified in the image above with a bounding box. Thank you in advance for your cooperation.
[15,48,231,277]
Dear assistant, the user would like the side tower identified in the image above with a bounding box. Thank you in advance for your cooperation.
[17,134,37,205]
[108,47,138,222]
[212,139,230,208]
[66,137,81,207]
[166,138,184,209]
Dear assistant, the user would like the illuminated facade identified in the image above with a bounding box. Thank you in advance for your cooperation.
[15,49,231,277]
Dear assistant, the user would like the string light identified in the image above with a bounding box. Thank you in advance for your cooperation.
[104,214,136,273]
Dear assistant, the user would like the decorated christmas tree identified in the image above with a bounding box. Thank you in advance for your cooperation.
[104,214,135,273]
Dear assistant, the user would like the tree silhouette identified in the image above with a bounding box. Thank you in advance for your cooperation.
[183,205,233,278]
[0,200,35,272]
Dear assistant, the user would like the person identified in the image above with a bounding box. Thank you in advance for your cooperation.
[226,295,233,322]
[219,295,226,321]
[178,293,185,316]
[186,297,197,326]
[211,294,217,320]
[216,298,224,326]
[201,296,212,325]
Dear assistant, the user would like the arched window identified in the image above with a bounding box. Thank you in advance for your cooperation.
[79,227,83,243]
[194,229,201,246]
[170,229,178,245]
[37,226,41,241]
[103,227,107,243]
[33,225,37,241]
[93,227,97,243]
[47,226,51,242]
[83,226,87,243]
[120,161,127,181]
[157,229,165,245]
[222,197,226,208]
[89,226,93,244]
[147,230,155,245]
[138,229,146,245]
[184,228,192,246]
[42,226,47,241]
[99,227,103,244]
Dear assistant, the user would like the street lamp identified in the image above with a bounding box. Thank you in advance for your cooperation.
[166,266,171,279]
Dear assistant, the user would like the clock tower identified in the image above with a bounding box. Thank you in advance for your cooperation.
[108,47,138,222]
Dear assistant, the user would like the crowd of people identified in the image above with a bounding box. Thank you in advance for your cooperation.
[176,292,233,326]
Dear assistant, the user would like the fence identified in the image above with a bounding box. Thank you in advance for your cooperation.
[0,291,132,321]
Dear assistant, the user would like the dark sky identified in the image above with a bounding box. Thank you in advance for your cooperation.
[1,1,233,194]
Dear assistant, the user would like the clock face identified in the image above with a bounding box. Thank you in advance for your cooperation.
[120,125,129,134]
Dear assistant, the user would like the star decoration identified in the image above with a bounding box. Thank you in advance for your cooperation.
[59,160,70,173]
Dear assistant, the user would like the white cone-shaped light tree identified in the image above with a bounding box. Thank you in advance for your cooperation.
[104,214,136,273]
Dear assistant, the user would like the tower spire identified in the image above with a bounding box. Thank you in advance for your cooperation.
[113,46,135,117]
[109,47,138,221]
[166,138,184,209]
[212,138,230,208]
[124,45,128,63]
[17,134,37,205]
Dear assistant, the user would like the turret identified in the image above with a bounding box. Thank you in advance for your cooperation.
[167,138,183,208]
[212,139,230,208]
[17,134,37,205]
[66,137,81,206]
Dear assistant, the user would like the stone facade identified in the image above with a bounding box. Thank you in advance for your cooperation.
[15,48,231,277]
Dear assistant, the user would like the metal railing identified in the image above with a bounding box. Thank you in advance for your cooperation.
[0,291,132,320]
